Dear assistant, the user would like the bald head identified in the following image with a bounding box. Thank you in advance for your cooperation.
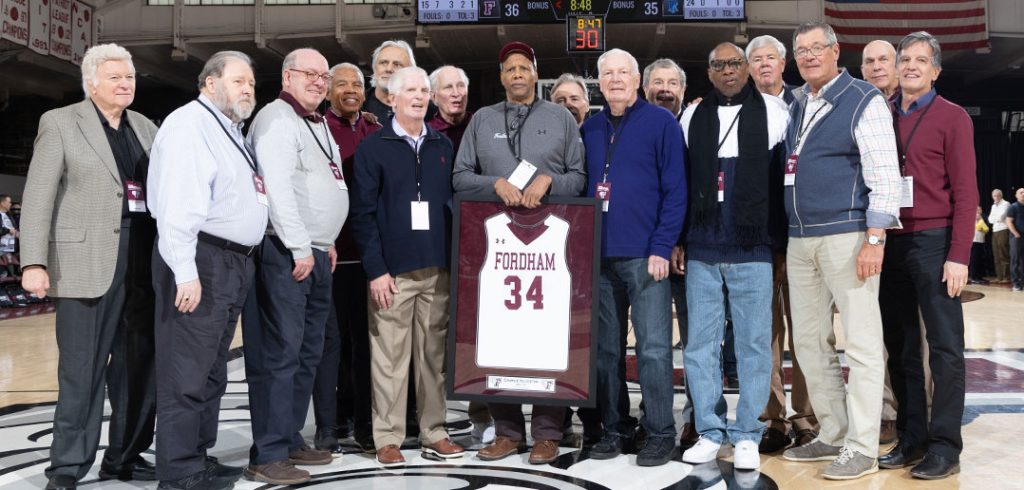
[282,48,330,113]
[861,40,898,97]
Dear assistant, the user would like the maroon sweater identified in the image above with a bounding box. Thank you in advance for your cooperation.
[325,109,381,261]
[890,94,978,265]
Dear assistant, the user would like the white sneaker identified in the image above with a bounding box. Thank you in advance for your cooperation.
[733,440,761,470]
[682,437,721,464]
[471,422,495,444]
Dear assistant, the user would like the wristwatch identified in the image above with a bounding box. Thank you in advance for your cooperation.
[867,234,885,246]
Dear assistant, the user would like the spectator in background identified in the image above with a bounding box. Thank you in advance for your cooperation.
[1007,188,1024,292]
[642,58,687,120]
[989,189,1011,283]
[970,206,989,284]
[550,73,592,126]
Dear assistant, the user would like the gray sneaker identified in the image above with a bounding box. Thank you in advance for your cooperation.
[822,447,879,480]
[782,439,842,462]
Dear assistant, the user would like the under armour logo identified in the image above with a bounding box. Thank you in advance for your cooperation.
[537,129,547,135]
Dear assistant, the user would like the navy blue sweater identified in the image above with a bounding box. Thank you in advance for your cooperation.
[350,122,454,279]
[582,99,687,260]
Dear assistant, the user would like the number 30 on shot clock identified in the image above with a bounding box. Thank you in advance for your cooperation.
[567,14,605,53]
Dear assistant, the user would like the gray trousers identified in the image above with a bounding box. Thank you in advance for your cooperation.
[47,219,157,479]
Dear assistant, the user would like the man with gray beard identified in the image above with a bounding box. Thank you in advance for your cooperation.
[148,51,268,490]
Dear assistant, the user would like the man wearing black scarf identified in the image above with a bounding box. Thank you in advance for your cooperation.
[676,43,790,471]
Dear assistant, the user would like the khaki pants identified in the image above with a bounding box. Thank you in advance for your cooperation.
[993,229,1010,281]
[787,232,884,458]
[369,267,450,448]
[762,253,819,434]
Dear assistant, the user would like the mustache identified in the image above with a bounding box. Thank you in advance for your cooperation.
[655,91,677,102]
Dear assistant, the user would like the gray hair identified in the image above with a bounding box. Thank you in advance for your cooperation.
[597,48,639,75]
[429,65,469,93]
[550,73,590,103]
[330,62,365,83]
[746,35,786,61]
[197,51,253,90]
[709,42,745,63]
[792,21,838,49]
[387,66,431,95]
[80,43,134,98]
[898,31,943,69]
[642,59,686,89]
[371,39,416,88]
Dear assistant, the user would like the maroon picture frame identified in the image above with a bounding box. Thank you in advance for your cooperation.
[446,195,601,407]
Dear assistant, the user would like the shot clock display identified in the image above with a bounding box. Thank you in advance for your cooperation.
[567,14,605,53]
[417,0,745,24]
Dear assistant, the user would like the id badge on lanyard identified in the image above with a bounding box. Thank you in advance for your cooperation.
[329,162,348,190]
[125,180,146,213]
[253,173,269,206]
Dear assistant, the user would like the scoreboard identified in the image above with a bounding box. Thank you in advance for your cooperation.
[417,0,745,24]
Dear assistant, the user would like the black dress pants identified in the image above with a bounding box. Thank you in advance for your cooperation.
[244,236,332,465]
[312,262,371,437]
[153,239,255,481]
[46,217,156,480]
[879,228,965,461]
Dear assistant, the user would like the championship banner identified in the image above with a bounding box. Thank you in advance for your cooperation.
[70,0,91,65]
[27,0,46,54]
[48,0,70,61]
[2,0,29,46]
[447,196,601,407]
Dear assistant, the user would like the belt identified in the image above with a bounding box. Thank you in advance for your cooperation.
[197,231,257,257]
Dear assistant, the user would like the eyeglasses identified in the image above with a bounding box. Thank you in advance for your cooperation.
[794,43,833,60]
[709,58,746,72]
[288,69,332,83]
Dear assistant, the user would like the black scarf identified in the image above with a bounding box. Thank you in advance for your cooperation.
[687,81,771,247]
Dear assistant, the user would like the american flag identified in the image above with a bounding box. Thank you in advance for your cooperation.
[824,0,989,51]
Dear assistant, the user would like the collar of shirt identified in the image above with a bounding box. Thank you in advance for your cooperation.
[278,90,324,123]
[805,69,845,102]
[327,106,361,127]
[198,93,246,136]
[391,117,427,150]
[92,100,132,133]
[895,88,937,116]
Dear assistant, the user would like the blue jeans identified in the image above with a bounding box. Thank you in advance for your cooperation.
[597,258,676,440]
[684,260,772,444]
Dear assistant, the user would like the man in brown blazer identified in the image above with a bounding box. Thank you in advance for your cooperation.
[20,43,159,490]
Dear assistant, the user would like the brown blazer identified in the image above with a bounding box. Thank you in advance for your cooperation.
[20,99,158,299]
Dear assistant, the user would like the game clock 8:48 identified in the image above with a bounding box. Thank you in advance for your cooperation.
[567,14,605,53]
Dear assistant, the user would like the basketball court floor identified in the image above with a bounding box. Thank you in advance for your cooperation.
[0,283,1021,489]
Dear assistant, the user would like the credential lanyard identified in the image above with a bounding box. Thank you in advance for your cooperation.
[718,110,741,154]
[602,109,632,183]
[894,97,936,175]
[504,100,537,162]
[304,118,336,165]
[793,100,828,154]
[198,100,258,174]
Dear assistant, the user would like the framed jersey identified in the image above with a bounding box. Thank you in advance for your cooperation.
[447,195,601,406]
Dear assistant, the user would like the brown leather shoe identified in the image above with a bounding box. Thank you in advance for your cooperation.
[243,460,310,485]
[679,422,699,450]
[422,438,465,459]
[477,436,525,461]
[376,445,405,467]
[795,428,818,447]
[880,420,898,444]
[529,440,560,465]
[288,445,332,465]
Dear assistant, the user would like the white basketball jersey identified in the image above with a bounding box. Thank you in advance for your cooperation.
[477,212,571,371]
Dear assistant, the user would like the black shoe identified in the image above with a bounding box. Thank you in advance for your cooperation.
[758,428,791,454]
[314,426,343,455]
[205,456,244,482]
[98,456,158,481]
[878,442,927,469]
[158,469,234,490]
[589,434,626,460]
[45,475,77,490]
[910,452,960,480]
[636,437,675,467]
